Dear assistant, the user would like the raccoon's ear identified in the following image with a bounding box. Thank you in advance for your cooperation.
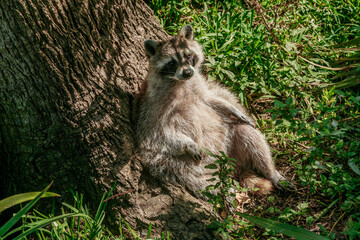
[144,39,158,57]
[179,25,193,40]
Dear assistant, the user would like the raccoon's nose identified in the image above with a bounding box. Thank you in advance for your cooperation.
[182,69,193,79]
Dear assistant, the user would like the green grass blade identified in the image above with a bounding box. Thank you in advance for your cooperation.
[0,192,60,214]
[6,213,87,240]
[315,199,339,222]
[122,217,139,239]
[147,222,152,239]
[237,213,329,240]
[333,37,360,48]
[62,202,80,213]
[0,182,53,238]
[324,75,360,90]
[93,193,107,223]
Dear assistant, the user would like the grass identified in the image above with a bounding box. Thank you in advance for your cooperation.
[146,0,360,239]
[0,185,169,240]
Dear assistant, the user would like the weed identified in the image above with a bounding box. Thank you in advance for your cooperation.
[147,0,360,238]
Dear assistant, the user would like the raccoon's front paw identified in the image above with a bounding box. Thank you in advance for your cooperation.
[184,142,203,162]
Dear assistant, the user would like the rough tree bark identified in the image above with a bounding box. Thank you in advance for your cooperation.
[0,0,214,239]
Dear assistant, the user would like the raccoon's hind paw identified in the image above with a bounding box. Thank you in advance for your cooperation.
[273,177,295,192]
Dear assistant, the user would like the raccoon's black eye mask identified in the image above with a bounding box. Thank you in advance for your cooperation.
[160,59,178,76]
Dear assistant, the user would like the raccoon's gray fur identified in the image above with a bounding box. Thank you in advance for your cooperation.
[137,25,290,196]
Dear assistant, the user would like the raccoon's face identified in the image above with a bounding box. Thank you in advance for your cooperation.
[144,25,204,81]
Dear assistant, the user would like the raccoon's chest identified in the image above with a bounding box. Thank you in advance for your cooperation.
[169,97,229,153]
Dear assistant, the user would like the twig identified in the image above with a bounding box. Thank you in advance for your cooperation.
[287,139,311,149]
[245,0,282,45]
[103,189,136,202]
[338,115,360,123]
[329,211,346,235]
[298,55,350,71]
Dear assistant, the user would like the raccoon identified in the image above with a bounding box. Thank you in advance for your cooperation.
[137,25,291,196]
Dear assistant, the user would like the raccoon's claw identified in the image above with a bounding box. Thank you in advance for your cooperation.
[185,142,203,162]
[273,178,295,192]
[231,108,255,127]
[192,152,202,162]
[239,116,255,128]
[269,173,295,192]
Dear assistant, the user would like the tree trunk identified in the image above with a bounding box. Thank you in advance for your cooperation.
[0,0,214,239]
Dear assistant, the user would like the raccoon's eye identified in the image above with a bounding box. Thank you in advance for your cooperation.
[167,60,177,67]
[185,54,192,61]
[166,60,177,68]
[186,54,197,66]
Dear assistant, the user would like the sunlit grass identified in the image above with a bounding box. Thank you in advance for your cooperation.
[147,0,360,239]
